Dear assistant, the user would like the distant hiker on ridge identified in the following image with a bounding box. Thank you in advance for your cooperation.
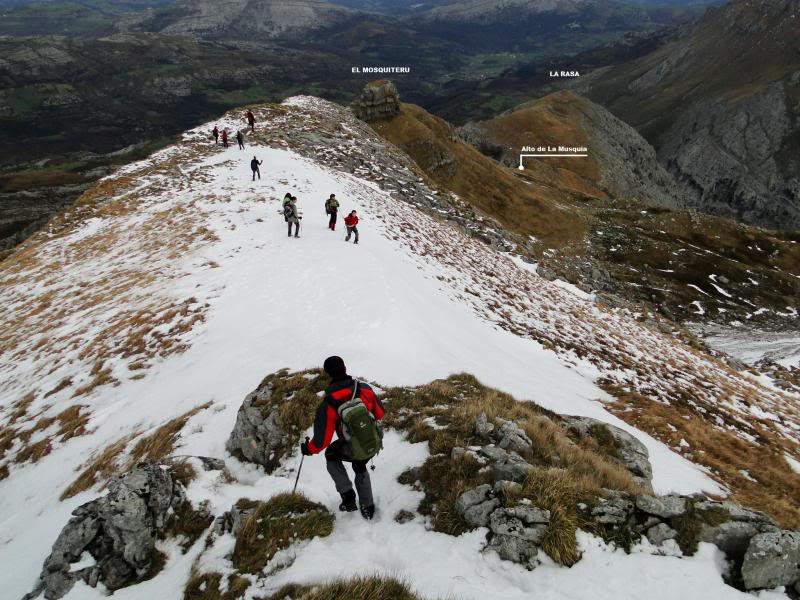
[251,156,262,181]
[344,210,359,244]
[221,129,229,148]
[325,193,339,231]
[236,130,245,150]
[212,126,219,145]
[301,356,383,520]
[246,109,256,133]
[284,196,301,237]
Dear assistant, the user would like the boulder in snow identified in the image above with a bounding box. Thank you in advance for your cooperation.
[26,463,190,600]
[226,386,288,471]
[741,530,800,590]
[646,523,678,546]
[455,484,500,528]
[487,506,551,570]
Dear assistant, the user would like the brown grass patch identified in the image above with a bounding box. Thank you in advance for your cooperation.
[183,572,251,600]
[388,374,640,564]
[13,404,91,466]
[61,435,133,500]
[604,385,800,528]
[264,576,422,600]
[231,492,334,574]
[127,403,212,467]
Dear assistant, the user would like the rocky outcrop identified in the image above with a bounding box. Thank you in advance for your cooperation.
[351,80,401,122]
[741,530,800,591]
[562,415,653,489]
[479,444,536,483]
[25,463,205,600]
[226,378,291,471]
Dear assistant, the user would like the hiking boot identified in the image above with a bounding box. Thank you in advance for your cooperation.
[360,505,375,520]
[294,234,299,238]
[338,490,357,512]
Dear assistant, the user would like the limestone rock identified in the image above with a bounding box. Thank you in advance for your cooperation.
[635,494,687,519]
[591,493,635,526]
[479,445,535,483]
[486,505,551,570]
[646,523,678,546]
[474,412,495,438]
[455,484,499,528]
[226,379,290,471]
[741,530,800,590]
[26,463,186,600]
[351,80,401,122]
[496,419,533,454]
[562,416,653,488]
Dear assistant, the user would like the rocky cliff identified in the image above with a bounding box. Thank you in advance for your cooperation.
[575,0,800,230]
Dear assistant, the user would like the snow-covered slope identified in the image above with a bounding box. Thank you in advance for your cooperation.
[1,97,798,599]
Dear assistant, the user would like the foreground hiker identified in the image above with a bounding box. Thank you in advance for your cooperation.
[236,130,245,150]
[246,109,256,133]
[301,356,384,519]
[222,129,229,148]
[325,194,339,230]
[212,125,219,145]
[344,210,359,244]
[284,196,301,237]
[251,156,262,181]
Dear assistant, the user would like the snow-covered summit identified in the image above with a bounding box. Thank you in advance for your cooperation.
[1,96,799,599]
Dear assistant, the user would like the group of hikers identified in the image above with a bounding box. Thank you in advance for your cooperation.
[212,110,362,243]
[281,192,360,242]
[211,110,257,149]
[301,356,384,520]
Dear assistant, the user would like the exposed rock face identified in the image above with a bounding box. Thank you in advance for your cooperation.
[741,530,800,591]
[562,416,653,489]
[351,80,401,122]
[455,484,500,527]
[226,378,290,471]
[26,464,187,600]
[488,506,550,570]
[695,500,779,557]
[582,0,800,229]
[659,83,800,229]
[479,444,536,483]
[635,494,687,519]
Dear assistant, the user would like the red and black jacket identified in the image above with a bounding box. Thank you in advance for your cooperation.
[344,214,359,228]
[307,377,384,454]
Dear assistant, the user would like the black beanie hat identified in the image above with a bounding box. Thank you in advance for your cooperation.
[323,356,347,379]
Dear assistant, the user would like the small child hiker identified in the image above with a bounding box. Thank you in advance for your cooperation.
[344,210,359,244]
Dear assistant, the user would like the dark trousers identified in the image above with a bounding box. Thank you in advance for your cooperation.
[346,226,359,243]
[238,140,244,149]
[288,220,299,237]
[325,439,373,507]
[329,211,337,230]
[223,139,228,148]
[252,168,260,181]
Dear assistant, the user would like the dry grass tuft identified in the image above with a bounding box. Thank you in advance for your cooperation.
[61,435,133,500]
[162,499,214,553]
[264,576,422,600]
[387,374,641,565]
[605,385,800,528]
[127,403,211,467]
[183,572,251,600]
[231,492,334,575]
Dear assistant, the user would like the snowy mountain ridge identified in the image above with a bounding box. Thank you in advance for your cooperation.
[1,96,799,599]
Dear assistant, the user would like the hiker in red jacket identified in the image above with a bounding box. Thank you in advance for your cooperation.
[344,210,359,244]
[221,129,229,148]
[246,110,256,133]
[301,356,384,519]
[212,126,219,145]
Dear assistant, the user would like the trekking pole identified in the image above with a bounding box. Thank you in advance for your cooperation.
[293,437,310,495]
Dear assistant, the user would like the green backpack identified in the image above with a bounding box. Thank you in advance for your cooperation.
[337,381,382,461]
